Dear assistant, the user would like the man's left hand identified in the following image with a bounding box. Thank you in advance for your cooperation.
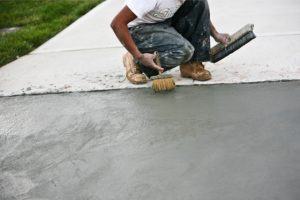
[214,33,231,45]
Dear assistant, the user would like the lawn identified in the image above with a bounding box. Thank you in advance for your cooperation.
[0,0,104,67]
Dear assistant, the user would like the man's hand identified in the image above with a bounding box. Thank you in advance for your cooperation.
[137,53,164,72]
[111,6,164,73]
[213,33,231,45]
[210,21,230,45]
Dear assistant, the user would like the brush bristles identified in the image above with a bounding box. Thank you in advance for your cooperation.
[152,78,176,92]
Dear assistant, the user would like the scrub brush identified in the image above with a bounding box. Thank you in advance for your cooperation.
[150,52,176,92]
[210,24,256,63]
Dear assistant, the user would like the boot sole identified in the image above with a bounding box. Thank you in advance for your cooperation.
[123,53,147,84]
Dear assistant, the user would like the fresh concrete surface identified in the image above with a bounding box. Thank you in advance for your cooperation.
[1,82,300,200]
[0,0,300,96]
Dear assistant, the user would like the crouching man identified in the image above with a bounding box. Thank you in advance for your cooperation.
[111,0,230,84]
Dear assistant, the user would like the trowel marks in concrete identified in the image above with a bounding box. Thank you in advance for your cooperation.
[1,82,300,200]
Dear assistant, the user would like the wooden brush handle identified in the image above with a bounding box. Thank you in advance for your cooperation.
[154,51,162,75]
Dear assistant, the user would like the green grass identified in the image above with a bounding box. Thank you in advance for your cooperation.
[0,0,104,67]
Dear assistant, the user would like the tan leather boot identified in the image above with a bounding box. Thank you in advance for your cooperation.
[123,52,147,84]
[180,62,212,81]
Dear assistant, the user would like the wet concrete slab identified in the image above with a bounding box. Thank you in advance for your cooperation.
[1,82,300,200]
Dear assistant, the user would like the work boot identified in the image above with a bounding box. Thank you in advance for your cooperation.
[123,52,147,84]
[180,62,212,81]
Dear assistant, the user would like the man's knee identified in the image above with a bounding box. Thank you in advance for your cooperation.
[160,42,194,67]
[182,42,195,63]
[163,41,194,66]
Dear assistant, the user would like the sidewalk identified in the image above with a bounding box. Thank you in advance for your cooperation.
[0,0,299,96]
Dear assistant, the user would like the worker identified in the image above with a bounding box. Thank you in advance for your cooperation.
[111,0,230,84]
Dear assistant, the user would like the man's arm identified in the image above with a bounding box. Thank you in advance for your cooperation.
[111,6,163,72]
[210,21,230,44]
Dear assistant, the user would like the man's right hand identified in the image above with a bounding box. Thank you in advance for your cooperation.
[137,53,164,73]
[111,6,164,73]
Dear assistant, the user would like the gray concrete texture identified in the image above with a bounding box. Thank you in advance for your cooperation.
[1,82,300,200]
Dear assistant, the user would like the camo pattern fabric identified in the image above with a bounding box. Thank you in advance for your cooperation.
[129,0,211,77]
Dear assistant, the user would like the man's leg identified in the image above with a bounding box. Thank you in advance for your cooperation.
[172,0,211,62]
[172,0,212,81]
[129,22,194,78]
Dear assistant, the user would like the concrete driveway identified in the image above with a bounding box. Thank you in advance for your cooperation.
[1,81,300,200]
[0,0,300,199]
